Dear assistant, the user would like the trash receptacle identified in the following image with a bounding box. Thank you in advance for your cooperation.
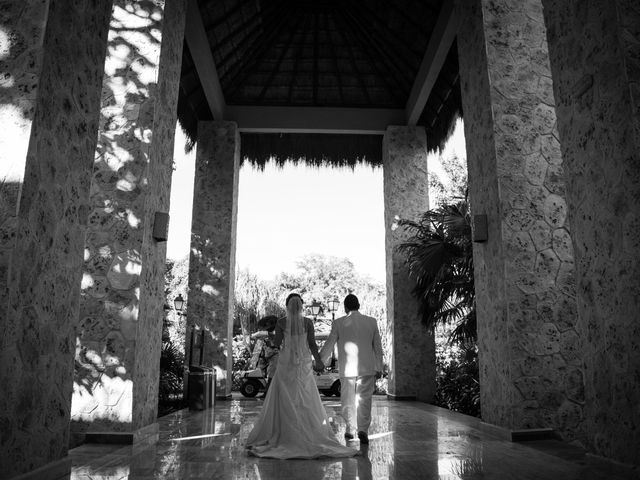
[187,365,214,410]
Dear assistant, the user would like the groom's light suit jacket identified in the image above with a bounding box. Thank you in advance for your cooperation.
[320,310,383,378]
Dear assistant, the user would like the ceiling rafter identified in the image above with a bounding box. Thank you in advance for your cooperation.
[223,8,291,99]
[341,5,413,93]
[344,9,409,94]
[201,1,246,33]
[211,1,288,64]
[257,15,298,102]
[349,0,423,62]
[330,9,371,104]
[386,1,437,42]
[406,1,458,125]
[313,10,319,105]
[287,13,312,104]
[325,12,344,105]
[343,2,416,78]
[185,0,225,119]
[210,9,263,61]
[218,0,288,85]
[333,8,405,106]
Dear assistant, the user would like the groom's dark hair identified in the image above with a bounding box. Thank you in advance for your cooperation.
[344,294,360,311]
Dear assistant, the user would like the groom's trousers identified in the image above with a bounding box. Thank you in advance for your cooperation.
[341,375,376,433]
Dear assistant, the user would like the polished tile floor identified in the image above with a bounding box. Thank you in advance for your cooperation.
[63,397,639,480]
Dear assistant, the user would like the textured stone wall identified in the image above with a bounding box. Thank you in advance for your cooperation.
[0,1,112,477]
[71,0,186,436]
[0,0,47,183]
[456,0,582,440]
[188,120,240,398]
[543,0,640,465]
[0,0,48,318]
[383,126,435,401]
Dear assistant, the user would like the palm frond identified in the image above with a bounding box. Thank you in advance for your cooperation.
[397,199,476,344]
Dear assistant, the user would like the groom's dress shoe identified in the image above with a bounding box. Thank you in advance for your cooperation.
[344,432,354,440]
[357,431,369,444]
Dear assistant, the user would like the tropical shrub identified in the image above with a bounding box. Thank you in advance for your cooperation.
[158,335,185,417]
[232,334,253,391]
[398,199,480,417]
[397,200,476,344]
[434,329,480,417]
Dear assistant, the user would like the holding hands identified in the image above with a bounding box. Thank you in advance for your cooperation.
[313,357,325,372]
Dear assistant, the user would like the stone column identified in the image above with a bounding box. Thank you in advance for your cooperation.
[456,0,582,440]
[383,125,435,401]
[70,0,186,442]
[0,1,48,255]
[542,0,640,465]
[187,121,240,399]
[0,1,113,478]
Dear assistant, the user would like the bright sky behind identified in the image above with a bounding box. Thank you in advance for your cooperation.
[235,162,385,282]
[167,120,466,284]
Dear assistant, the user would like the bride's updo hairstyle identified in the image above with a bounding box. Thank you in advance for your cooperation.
[285,292,303,308]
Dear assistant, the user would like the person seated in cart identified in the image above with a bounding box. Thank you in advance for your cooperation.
[258,330,279,398]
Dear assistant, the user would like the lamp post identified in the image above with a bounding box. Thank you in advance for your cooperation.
[309,300,322,320]
[327,297,339,321]
[174,294,185,315]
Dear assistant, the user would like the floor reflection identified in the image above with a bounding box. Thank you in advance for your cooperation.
[64,397,639,480]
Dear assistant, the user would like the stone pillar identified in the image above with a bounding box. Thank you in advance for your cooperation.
[542,0,640,465]
[70,0,187,441]
[187,120,240,399]
[383,125,435,401]
[0,1,113,478]
[456,0,582,439]
[0,1,48,240]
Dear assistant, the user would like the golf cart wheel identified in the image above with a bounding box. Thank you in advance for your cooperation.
[240,379,261,398]
[331,380,341,397]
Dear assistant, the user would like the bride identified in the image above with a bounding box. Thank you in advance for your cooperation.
[246,293,359,459]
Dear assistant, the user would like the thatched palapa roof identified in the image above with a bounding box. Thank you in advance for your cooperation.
[177,0,462,166]
[241,133,383,167]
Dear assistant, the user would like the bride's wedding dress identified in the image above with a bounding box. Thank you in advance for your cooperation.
[246,309,358,459]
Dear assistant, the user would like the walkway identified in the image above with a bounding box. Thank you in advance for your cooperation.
[64,397,638,480]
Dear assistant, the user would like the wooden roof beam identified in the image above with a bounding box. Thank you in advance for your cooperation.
[257,17,299,102]
[325,13,345,105]
[405,1,459,125]
[226,106,405,134]
[334,9,405,106]
[185,0,226,119]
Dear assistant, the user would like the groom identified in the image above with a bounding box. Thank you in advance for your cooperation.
[320,294,383,444]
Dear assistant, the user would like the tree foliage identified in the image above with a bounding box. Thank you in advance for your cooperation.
[429,153,468,207]
[234,254,389,373]
[398,153,480,417]
[434,340,480,417]
[397,200,476,345]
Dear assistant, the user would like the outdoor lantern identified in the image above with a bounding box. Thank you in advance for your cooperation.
[174,294,185,312]
[327,297,340,320]
[309,300,322,318]
[327,297,339,314]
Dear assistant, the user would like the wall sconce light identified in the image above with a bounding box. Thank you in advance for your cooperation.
[153,211,170,241]
[472,214,488,243]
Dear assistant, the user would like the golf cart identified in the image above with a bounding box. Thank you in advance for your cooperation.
[239,331,272,398]
[314,330,341,397]
[238,318,341,398]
